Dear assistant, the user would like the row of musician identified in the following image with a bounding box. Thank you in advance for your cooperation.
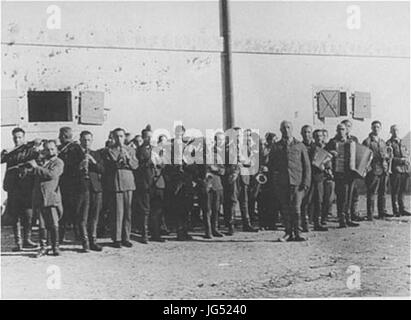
[1,119,410,257]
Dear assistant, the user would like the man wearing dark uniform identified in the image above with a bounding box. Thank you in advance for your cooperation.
[309,129,329,231]
[386,125,411,217]
[268,121,311,242]
[258,132,279,230]
[135,125,165,243]
[164,125,195,241]
[58,127,83,242]
[1,128,39,251]
[322,129,335,223]
[300,125,315,232]
[326,124,360,228]
[363,121,390,220]
[76,131,104,252]
[102,128,139,248]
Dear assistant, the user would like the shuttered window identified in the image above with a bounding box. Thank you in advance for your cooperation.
[1,90,19,126]
[316,90,348,119]
[352,91,371,119]
[79,91,105,125]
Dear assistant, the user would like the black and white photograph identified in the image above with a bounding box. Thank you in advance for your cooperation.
[0,0,410,302]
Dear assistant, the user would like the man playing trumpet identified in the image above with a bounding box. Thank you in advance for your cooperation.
[102,128,139,248]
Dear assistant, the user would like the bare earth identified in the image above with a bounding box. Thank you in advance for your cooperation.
[1,195,410,300]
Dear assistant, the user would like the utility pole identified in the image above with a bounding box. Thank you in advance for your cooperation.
[220,0,234,130]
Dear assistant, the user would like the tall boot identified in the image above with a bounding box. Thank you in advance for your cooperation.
[243,219,258,232]
[313,212,328,231]
[23,223,37,249]
[141,214,149,244]
[377,193,386,219]
[50,226,60,256]
[300,211,309,232]
[367,195,375,221]
[279,213,293,242]
[59,223,66,243]
[227,223,234,236]
[12,221,22,252]
[82,237,90,252]
[90,237,103,251]
[345,213,359,227]
[36,228,48,257]
[204,213,212,239]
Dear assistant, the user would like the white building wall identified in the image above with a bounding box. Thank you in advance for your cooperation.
[1,1,409,146]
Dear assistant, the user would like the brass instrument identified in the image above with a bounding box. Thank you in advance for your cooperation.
[6,150,47,171]
[5,139,47,171]
[80,148,90,177]
[58,140,79,154]
[386,145,393,174]
[2,138,45,159]
[255,172,268,185]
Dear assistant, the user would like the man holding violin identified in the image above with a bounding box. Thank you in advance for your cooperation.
[1,128,40,251]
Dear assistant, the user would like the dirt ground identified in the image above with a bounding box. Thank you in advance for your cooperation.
[1,195,410,300]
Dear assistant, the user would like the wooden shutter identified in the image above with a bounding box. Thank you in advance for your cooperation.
[1,90,20,126]
[317,90,340,118]
[353,91,371,119]
[79,91,105,125]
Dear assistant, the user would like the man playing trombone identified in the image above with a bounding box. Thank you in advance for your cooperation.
[1,128,40,251]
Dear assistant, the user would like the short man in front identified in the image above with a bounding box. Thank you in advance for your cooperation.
[30,140,64,257]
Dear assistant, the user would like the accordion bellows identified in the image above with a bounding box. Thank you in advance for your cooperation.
[335,142,373,178]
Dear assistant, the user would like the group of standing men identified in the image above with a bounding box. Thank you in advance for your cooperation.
[1,118,410,256]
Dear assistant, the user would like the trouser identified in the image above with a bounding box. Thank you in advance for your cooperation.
[390,172,408,215]
[38,206,60,249]
[322,179,335,219]
[111,191,133,242]
[76,181,102,243]
[335,175,355,225]
[135,188,163,240]
[60,181,79,240]
[300,184,313,230]
[365,172,387,218]
[170,187,194,237]
[200,188,223,236]
[274,184,305,236]
[259,184,280,228]
[311,178,324,227]
[248,180,260,224]
[97,190,114,236]
[351,180,360,217]
[7,192,34,246]
[224,179,251,228]
[150,188,165,239]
